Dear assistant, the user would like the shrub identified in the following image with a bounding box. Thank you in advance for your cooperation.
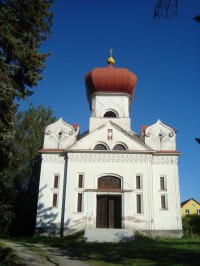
[182,214,200,236]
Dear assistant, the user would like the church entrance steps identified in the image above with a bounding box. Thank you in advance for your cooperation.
[84,228,134,243]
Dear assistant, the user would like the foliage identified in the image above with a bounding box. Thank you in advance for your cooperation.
[154,0,178,19]
[133,231,152,242]
[9,104,55,236]
[195,138,200,144]
[0,0,54,235]
[154,0,200,23]
[183,214,200,236]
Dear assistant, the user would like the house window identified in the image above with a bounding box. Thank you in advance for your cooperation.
[52,193,58,207]
[98,176,121,189]
[78,174,83,188]
[113,144,127,150]
[136,194,142,214]
[77,193,82,212]
[196,209,200,215]
[160,176,166,190]
[54,175,59,188]
[93,143,108,150]
[103,111,117,118]
[161,195,167,209]
[185,209,190,215]
[136,175,141,189]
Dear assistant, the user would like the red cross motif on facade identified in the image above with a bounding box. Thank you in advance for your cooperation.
[108,129,113,140]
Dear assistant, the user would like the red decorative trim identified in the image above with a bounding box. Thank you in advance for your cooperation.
[72,124,79,130]
[84,189,133,192]
[155,150,181,154]
[38,149,65,153]
[140,125,148,131]
[108,129,113,140]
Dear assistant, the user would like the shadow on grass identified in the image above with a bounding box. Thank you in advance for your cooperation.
[0,244,19,266]
[10,233,200,266]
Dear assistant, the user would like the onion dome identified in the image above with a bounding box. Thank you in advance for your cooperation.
[85,56,137,101]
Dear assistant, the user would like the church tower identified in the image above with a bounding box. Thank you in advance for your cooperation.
[85,53,137,132]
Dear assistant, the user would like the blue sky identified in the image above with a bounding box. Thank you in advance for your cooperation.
[20,1,200,202]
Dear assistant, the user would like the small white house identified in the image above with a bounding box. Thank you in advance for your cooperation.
[35,56,182,240]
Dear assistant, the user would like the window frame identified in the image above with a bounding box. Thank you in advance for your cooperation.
[136,193,143,214]
[77,193,83,213]
[136,175,142,190]
[52,193,58,208]
[102,109,118,118]
[185,209,190,215]
[53,174,59,189]
[160,176,167,191]
[112,144,127,151]
[93,142,109,150]
[160,194,168,210]
[78,174,84,188]
[98,176,121,189]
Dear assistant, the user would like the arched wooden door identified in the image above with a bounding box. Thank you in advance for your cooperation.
[96,176,122,228]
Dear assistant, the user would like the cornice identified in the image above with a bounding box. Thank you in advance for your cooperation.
[39,149,65,154]
[42,154,65,163]
[67,153,179,164]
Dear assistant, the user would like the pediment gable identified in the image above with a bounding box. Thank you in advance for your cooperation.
[144,119,176,151]
[68,121,153,152]
[43,118,79,149]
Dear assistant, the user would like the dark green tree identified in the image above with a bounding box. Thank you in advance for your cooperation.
[0,0,54,234]
[10,104,55,236]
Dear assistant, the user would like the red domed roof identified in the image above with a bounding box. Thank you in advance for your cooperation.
[85,60,137,101]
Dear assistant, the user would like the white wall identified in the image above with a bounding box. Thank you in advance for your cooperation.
[36,153,65,229]
[89,94,132,131]
[36,153,182,235]
[152,158,182,230]
[61,153,181,233]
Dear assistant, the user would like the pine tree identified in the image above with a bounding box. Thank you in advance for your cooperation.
[0,0,54,234]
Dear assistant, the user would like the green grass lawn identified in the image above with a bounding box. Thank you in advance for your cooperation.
[9,232,200,266]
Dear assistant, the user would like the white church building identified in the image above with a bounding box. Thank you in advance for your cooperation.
[35,55,182,241]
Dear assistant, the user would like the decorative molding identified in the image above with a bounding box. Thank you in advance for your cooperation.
[43,154,65,163]
[152,156,178,164]
[68,153,151,163]
[68,153,178,164]
[144,119,176,151]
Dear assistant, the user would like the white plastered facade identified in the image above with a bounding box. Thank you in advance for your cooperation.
[36,90,182,238]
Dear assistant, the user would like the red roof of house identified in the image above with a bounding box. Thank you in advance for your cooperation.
[72,124,79,130]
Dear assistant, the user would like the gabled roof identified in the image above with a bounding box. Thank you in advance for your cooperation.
[181,198,200,207]
[109,121,153,151]
[65,120,154,152]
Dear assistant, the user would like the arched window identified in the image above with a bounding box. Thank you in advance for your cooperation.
[113,144,127,150]
[98,176,121,189]
[93,143,108,150]
[103,111,117,118]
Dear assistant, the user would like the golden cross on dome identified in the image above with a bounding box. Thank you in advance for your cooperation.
[109,48,114,57]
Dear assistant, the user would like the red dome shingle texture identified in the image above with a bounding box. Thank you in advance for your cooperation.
[85,65,137,100]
